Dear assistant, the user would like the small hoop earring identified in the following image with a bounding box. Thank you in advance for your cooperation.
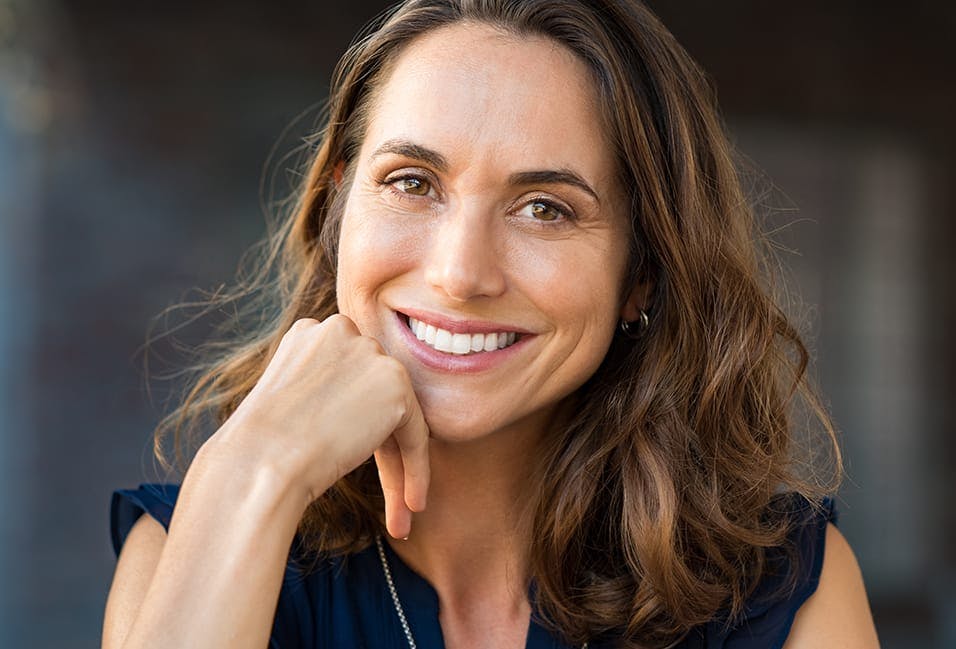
[619,309,649,339]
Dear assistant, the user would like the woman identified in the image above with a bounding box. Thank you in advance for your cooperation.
[103,1,880,647]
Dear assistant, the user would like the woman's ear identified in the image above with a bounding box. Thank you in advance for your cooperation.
[333,160,345,186]
[620,280,653,322]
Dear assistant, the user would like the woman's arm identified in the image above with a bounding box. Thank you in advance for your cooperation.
[103,514,167,649]
[783,523,880,648]
[101,316,430,649]
[101,442,309,649]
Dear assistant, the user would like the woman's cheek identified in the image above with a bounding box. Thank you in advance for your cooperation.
[336,207,430,310]
[513,235,624,314]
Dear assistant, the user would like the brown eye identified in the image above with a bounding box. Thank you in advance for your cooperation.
[394,176,431,196]
[530,201,562,221]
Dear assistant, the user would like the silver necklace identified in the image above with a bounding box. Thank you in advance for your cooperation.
[376,535,419,649]
[374,535,588,649]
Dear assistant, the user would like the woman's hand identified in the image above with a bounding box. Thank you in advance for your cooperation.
[212,314,430,539]
[105,315,429,649]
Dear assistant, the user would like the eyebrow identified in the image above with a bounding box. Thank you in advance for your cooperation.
[370,139,449,172]
[370,138,600,204]
[508,170,600,205]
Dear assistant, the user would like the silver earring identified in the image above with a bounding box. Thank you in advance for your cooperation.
[619,309,649,339]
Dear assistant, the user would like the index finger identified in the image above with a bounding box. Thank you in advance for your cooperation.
[391,389,430,513]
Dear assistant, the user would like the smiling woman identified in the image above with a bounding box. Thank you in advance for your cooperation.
[102,2,879,649]
[337,25,632,447]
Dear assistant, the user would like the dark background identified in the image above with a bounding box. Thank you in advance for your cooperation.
[1,1,953,646]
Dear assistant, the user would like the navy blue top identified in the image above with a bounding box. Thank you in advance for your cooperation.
[111,484,835,649]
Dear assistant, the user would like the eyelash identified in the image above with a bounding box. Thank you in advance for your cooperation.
[379,171,576,224]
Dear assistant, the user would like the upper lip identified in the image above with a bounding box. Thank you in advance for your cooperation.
[397,307,533,335]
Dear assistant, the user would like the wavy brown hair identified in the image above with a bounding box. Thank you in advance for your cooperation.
[147,1,841,646]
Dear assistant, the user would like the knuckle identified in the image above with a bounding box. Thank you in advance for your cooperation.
[375,359,411,420]
[324,313,357,335]
[289,317,320,332]
[378,357,411,392]
[281,318,319,345]
[356,335,384,355]
[379,355,408,379]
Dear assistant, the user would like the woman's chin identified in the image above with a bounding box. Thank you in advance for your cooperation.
[413,388,488,440]
[420,413,496,445]
[417,398,555,449]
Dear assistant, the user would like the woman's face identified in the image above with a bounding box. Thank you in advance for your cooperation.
[336,22,635,442]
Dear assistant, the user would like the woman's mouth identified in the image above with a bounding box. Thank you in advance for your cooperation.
[406,316,519,355]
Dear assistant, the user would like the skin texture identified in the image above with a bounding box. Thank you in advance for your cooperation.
[101,22,879,649]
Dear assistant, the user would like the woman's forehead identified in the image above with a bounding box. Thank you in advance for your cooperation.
[360,22,616,184]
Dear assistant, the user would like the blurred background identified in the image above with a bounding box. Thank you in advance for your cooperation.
[1,0,953,646]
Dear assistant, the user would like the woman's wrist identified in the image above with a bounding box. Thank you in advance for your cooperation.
[186,425,319,530]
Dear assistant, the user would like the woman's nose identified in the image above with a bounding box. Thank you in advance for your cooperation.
[423,204,506,302]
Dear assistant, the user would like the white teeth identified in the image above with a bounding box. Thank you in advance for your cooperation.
[405,316,519,355]
[451,333,471,354]
[434,328,453,353]
[411,318,427,341]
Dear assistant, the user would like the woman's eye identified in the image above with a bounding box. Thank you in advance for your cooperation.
[520,199,569,223]
[391,176,432,196]
[531,201,560,221]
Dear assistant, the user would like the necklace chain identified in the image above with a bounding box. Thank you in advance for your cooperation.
[374,535,587,649]
[376,535,419,649]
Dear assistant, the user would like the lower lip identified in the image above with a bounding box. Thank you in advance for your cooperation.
[394,312,532,373]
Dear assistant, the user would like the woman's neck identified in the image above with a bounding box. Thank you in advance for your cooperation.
[386,420,545,616]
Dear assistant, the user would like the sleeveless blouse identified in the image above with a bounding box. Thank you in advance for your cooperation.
[110,484,835,648]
